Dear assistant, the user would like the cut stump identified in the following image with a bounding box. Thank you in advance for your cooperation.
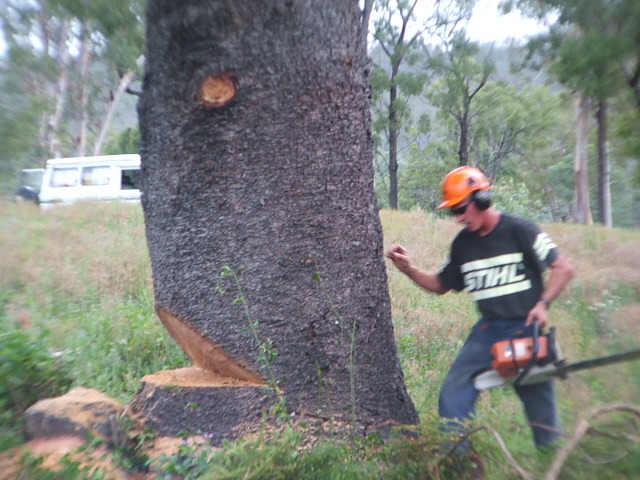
[129,367,273,445]
[24,387,125,441]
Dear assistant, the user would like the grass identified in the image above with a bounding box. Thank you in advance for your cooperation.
[0,201,188,406]
[1,202,640,479]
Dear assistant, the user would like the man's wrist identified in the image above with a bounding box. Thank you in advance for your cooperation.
[400,264,417,275]
[540,297,552,309]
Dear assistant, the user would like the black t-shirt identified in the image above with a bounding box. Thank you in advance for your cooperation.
[438,213,559,319]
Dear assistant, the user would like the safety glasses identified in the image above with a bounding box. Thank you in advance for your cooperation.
[450,200,472,216]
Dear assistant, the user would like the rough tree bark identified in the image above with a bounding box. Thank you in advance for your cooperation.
[136,0,418,440]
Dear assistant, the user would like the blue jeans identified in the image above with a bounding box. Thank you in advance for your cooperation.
[438,318,561,448]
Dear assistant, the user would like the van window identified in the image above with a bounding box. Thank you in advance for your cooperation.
[20,169,44,193]
[50,167,78,187]
[121,168,139,190]
[81,166,111,186]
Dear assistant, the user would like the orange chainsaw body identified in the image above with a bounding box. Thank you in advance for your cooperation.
[491,336,549,378]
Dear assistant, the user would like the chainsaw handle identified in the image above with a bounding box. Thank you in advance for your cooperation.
[515,319,540,386]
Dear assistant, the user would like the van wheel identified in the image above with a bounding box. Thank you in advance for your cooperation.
[13,186,40,205]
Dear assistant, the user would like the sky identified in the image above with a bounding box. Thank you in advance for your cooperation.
[466,0,549,43]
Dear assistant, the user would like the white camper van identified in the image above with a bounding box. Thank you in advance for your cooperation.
[15,154,141,206]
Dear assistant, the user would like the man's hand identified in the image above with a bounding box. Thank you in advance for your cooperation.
[526,254,574,328]
[526,301,548,329]
[386,244,449,294]
[386,244,413,274]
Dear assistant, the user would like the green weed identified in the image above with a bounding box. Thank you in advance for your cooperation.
[195,427,376,480]
[0,294,72,451]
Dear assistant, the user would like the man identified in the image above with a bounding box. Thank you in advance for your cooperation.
[386,166,574,448]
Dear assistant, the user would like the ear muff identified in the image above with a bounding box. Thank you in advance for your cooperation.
[473,189,492,210]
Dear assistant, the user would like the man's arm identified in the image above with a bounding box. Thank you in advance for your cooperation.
[386,244,450,295]
[526,254,575,327]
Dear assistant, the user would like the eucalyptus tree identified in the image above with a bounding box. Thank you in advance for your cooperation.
[370,0,427,209]
[0,0,69,164]
[138,0,418,440]
[547,1,640,227]
[0,0,144,176]
[543,10,622,227]
[56,0,145,156]
[509,0,640,225]
[472,82,573,220]
[370,0,474,209]
[426,31,494,167]
[402,79,573,220]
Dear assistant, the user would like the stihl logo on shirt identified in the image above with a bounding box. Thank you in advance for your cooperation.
[461,253,531,301]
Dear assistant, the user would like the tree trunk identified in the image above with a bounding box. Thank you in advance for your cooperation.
[92,69,136,155]
[573,94,593,225]
[459,108,469,166]
[596,100,612,228]
[46,20,71,158]
[138,0,417,439]
[76,22,92,157]
[359,0,374,51]
[388,79,399,209]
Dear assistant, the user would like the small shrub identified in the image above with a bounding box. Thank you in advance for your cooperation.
[153,440,214,480]
[0,295,72,450]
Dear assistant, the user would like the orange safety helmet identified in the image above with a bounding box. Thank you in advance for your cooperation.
[436,166,491,210]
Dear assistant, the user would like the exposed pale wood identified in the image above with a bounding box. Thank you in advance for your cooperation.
[200,73,238,108]
[157,307,265,384]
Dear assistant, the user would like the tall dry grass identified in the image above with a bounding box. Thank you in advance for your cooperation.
[2,202,638,407]
[1,202,640,478]
[0,201,185,402]
[0,201,151,301]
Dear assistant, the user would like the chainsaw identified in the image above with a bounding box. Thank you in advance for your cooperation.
[473,321,640,390]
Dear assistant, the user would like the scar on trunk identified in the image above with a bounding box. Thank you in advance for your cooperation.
[199,73,238,108]
[156,306,265,384]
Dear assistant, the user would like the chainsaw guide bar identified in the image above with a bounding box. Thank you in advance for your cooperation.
[473,324,640,390]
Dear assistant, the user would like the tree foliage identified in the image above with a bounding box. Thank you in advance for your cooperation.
[370,0,474,208]
[507,0,640,226]
[426,32,494,166]
[401,78,574,220]
[0,0,638,227]
[0,0,144,193]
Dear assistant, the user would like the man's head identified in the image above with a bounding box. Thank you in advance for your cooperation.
[436,166,492,212]
[437,167,495,234]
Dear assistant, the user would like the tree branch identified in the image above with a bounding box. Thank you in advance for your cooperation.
[543,403,640,480]
[125,87,143,97]
[441,424,532,480]
[359,0,374,50]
